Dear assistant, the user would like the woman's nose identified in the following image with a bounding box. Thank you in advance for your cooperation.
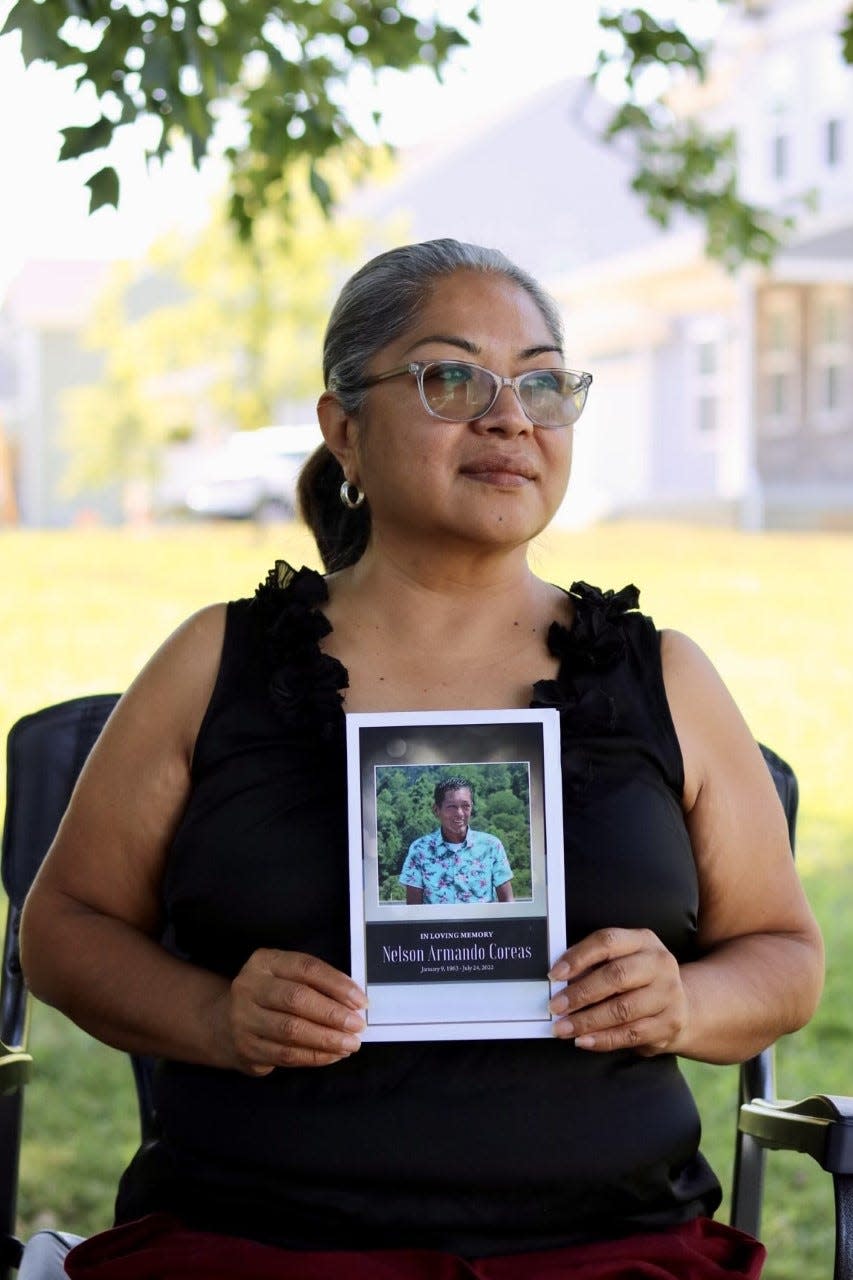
[472,384,533,436]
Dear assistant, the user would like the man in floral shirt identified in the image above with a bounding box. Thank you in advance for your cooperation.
[399,777,514,905]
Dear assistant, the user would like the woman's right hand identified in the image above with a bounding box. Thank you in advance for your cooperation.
[218,949,368,1074]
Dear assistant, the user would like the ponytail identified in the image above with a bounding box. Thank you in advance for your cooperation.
[297,444,370,573]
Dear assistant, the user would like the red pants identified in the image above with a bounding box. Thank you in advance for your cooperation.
[64,1214,765,1279]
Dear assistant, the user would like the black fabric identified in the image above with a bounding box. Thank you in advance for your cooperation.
[115,565,721,1256]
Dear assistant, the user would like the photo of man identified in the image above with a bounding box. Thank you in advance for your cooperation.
[398,777,514,905]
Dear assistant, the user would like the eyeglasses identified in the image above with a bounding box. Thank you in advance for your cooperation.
[355,360,593,428]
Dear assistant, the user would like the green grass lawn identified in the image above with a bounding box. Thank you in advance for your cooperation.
[2,519,851,1276]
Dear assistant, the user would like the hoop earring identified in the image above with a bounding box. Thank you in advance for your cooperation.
[339,480,365,510]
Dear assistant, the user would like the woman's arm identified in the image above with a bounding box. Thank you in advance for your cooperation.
[20,606,366,1075]
[549,630,824,1064]
[663,629,823,1060]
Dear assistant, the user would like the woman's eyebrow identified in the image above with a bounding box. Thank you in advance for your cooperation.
[401,337,565,360]
[521,344,564,359]
[402,334,478,356]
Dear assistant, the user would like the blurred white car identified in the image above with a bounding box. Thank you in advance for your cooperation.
[183,425,323,520]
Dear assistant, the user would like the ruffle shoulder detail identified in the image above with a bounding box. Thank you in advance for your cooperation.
[548,581,640,673]
[531,582,641,794]
[252,560,348,741]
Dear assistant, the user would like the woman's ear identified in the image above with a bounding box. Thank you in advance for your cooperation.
[317,392,360,484]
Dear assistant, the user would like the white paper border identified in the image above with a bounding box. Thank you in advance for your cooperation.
[346,708,566,1041]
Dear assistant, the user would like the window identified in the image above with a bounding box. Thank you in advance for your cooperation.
[821,300,842,345]
[697,394,717,434]
[760,291,801,437]
[769,311,790,351]
[770,372,790,418]
[825,118,843,167]
[771,133,788,180]
[811,289,850,431]
[821,365,841,412]
[687,325,726,446]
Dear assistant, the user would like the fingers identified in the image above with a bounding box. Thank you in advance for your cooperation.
[228,949,368,1075]
[548,928,687,1054]
[549,926,653,984]
[248,949,367,1016]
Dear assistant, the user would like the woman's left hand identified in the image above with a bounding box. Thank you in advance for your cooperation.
[548,927,688,1056]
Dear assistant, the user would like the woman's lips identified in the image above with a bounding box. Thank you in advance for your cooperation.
[460,456,536,488]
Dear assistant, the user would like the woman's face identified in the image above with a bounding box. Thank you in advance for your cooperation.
[345,270,574,556]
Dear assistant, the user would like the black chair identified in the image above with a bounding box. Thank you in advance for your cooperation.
[0,694,156,1279]
[727,753,853,1278]
[1,697,852,1277]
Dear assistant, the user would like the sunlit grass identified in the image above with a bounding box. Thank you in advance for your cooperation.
[2,519,851,1273]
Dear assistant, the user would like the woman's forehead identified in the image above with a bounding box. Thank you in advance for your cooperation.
[402,271,555,350]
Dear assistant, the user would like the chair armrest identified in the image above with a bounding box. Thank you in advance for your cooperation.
[0,1046,32,1097]
[739,1094,853,1174]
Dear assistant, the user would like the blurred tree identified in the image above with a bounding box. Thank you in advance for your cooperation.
[0,0,470,237]
[60,164,377,492]
[2,2,851,265]
[585,6,825,268]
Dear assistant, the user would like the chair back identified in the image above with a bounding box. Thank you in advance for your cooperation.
[730,742,800,1237]
[2,695,121,1048]
[0,694,159,1273]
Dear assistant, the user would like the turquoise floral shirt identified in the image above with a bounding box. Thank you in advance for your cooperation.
[398,828,513,904]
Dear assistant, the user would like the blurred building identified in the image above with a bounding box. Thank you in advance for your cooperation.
[560,0,853,529]
[0,260,118,526]
[357,0,853,529]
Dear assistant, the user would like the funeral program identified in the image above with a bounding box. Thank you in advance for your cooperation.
[346,709,566,1041]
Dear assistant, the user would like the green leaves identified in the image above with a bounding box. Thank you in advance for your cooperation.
[627,120,795,268]
[841,3,853,63]
[598,7,705,86]
[2,1,67,65]
[592,4,817,269]
[85,165,119,213]
[58,117,122,212]
[308,164,333,213]
[58,117,114,162]
[4,1,850,263]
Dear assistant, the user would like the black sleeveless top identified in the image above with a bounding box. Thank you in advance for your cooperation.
[115,563,721,1256]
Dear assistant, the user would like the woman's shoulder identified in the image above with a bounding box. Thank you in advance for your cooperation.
[128,603,229,694]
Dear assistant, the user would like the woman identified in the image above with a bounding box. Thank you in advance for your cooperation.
[20,240,823,1279]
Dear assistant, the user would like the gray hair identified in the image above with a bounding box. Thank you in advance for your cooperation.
[323,238,564,413]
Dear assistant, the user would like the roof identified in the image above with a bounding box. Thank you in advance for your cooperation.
[2,259,114,329]
[780,223,853,262]
[352,78,668,279]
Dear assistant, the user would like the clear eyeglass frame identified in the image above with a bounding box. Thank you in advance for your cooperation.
[355,359,593,428]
